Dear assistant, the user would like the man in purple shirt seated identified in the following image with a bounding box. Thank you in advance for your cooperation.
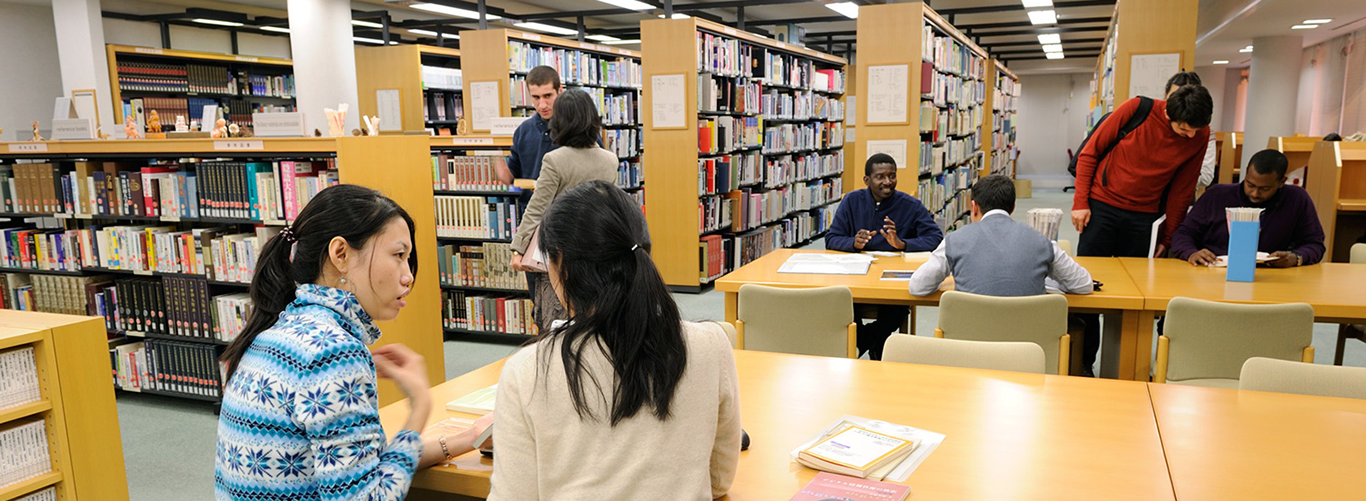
[1170,149,1325,267]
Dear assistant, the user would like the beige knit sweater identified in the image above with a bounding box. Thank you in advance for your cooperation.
[488,322,742,500]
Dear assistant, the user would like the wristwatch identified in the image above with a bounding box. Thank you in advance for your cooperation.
[1293,252,1302,267]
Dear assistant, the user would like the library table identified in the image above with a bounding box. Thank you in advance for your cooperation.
[1149,383,1366,501]
[1118,257,1366,324]
[714,249,1156,380]
[384,350,1174,501]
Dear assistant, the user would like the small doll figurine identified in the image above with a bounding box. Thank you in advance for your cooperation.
[228,123,241,138]
[124,115,142,139]
[147,111,163,133]
[210,118,228,139]
[30,121,44,142]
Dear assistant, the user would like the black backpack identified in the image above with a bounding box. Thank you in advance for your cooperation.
[1068,96,1154,178]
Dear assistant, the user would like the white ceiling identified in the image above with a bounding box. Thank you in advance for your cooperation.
[1195,0,1366,68]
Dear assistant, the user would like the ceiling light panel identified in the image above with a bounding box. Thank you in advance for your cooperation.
[1022,0,1053,7]
[1213,60,1229,64]
[192,18,243,27]
[1304,19,1331,24]
[260,26,290,33]
[515,22,579,36]
[410,3,501,21]
[826,2,859,19]
[1045,52,1064,59]
[595,0,655,10]
[1290,24,1318,29]
[352,20,383,28]
[1037,33,1061,44]
[1027,10,1057,25]
[602,39,641,45]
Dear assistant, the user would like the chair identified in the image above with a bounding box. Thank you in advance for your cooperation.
[1336,243,1366,365]
[934,291,1071,375]
[1156,297,1314,388]
[883,334,1046,374]
[736,284,857,358]
[1056,239,1074,257]
[1240,357,1366,399]
[715,321,738,349]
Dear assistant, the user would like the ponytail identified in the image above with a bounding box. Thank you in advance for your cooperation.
[220,184,418,381]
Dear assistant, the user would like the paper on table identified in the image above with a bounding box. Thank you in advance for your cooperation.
[881,270,916,281]
[902,251,934,260]
[1212,252,1273,267]
[866,251,901,257]
[778,254,873,275]
[791,415,945,483]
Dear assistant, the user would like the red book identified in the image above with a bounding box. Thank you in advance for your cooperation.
[789,472,911,501]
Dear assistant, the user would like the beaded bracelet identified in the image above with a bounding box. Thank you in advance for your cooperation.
[438,434,451,458]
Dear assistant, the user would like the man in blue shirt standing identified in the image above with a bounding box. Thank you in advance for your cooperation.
[507,66,562,181]
[826,153,943,359]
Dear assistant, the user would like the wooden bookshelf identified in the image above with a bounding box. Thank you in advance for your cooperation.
[641,17,848,291]
[0,311,130,500]
[355,44,464,134]
[1085,0,1197,118]
[1306,141,1366,263]
[0,137,443,407]
[1217,131,1243,185]
[982,59,1019,179]
[1271,136,1318,180]
[106,44,296,135]
[855,2,985,232]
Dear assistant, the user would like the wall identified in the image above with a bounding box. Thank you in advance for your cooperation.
[1014,72,1094,189]
[0,1,64,142]
[1196,64,1227,132]
[102,18,291,59]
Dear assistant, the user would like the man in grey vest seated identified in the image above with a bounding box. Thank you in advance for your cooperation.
[909,175,1094,297]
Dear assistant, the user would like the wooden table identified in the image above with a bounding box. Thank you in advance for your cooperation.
[1118,258,1366,323]
[384,350,1174,501]
[714,249,1156,380]
[1149,383,1366,501]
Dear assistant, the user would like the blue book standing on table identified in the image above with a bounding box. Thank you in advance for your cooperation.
[1226,220,1259,283]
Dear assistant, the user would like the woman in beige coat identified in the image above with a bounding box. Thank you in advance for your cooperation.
[509,88,619,332]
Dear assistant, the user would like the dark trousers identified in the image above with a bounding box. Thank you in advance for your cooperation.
[1077,199,1162,372]
[857,304,909,361]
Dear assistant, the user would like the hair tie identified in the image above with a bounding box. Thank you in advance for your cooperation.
[279,226,298,243]
[630,244,639,252]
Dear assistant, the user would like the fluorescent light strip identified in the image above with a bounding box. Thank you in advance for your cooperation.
[352,20,383,28]
[826,2,859,19]
[595,0,655,10]
[354,36,398,45]
[1022,0,1053,7]
[658,13,690,19]
[410,3,501,21]
[515,22,579,36]
[1042,44,1063,53]
[1045,52,1064,59]
[1240,45,1253,53]
[1037,33,1060,44]
[602,39,640,45]
[1291,24,1318,29]
[409,29,459,39]
[192,18,243,27]
[1304,18,1331,24]
[587,34,621,42]
[1027,10,1057,25]
[1213,60,1229,64]
[260,26,290,33]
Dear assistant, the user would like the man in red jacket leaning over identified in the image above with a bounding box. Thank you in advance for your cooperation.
[1070,84,1213,376]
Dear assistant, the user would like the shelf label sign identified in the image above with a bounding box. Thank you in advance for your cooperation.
[252,112,306,137]
[51,118,96,140]
[135,47,164,55]
[8,143,48,153]
[490,117,528,136]
[235,55,259,62]
[214,140,265,151]
[452,137,495,146]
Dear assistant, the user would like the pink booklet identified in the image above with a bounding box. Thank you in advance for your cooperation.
[521,227,548,273]
[789,472,911,501]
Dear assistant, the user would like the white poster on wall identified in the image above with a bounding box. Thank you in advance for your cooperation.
[470,81,500,132]
[376,89,402,131]
[650,74,686,129]
[1128,53,1181,99]
[866,65,909,124]
[866,139,908,171]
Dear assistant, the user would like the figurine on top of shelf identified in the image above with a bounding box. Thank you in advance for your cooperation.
[362,115,380,136]
[147,111,163,133]
[210,118,228,139]
[174,115,188,133]
[313,128,322,137]
[29,121,44,142]
[124,115,142,139]
[229,123,251,138]
[456,117,469,136]
[351,128,363,136]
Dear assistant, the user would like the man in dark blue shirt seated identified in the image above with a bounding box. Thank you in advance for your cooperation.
[826,153,943,360]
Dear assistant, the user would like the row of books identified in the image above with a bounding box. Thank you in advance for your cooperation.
[995,74,1020,113]
[226,102,294,127]
[699,205,837,280]
[575,87,639,126]
[508,41,642,88]
[760,91,845,121]
[14,487,55,501]
[729,177,842,232]
[432,154,512,192]
[761,122,843,155]
[918,161,978,217]
[115,61,295,97]
[919,104,984,142]
[0,274,34,312]
[760,51,816,90]
[0,225,275,285]
[239,73,295,98]
[811,69,845,94]
[15,273,104,318]
[991,108,1016,134]
[2,160,338,222]
[921,26,986,80]
[425,91,465,122]
[764,150,844,189]
[918,137,980,176]
[131,97,192,132]
[924,68,986,109]
[111,338,223,398]
[618,160,644,189]
[0,420,50,489]
[438,243,528,291]
[603,128,641,159]
[698,116,762,155]
[699,152,761,196]
[694,30,845,92]
[0,346,40,411]
[442,291,539,336]
[699,194,733,234]
[698,73,761,114]
[422,66,463,91]
[435,196,520,240]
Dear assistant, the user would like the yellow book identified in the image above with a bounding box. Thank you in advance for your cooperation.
[445,384,497,415]
[798,424,916,479]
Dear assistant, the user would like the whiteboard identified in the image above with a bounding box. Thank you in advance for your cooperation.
[866,65,909,124]
[470,81,500,132]
[1128,53,1181,100]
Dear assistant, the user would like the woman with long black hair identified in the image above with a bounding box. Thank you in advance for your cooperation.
[215,185,487,501]
[489,181,742,500]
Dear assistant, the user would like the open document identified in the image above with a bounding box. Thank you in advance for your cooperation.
[777,253,874,275]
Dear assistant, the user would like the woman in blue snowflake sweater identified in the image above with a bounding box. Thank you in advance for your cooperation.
[215,185,488,500]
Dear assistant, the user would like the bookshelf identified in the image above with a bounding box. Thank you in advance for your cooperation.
[106,44,296,135]
[1217,131,1243,185]
[641,17,848,291]
[1085,0,1198,120]
[356,44,466,135]
[0,310,129,500]
[1306,141,1366,263]
[982,59,1019,179]
[855,2,986,234]
[0,137,442,407]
